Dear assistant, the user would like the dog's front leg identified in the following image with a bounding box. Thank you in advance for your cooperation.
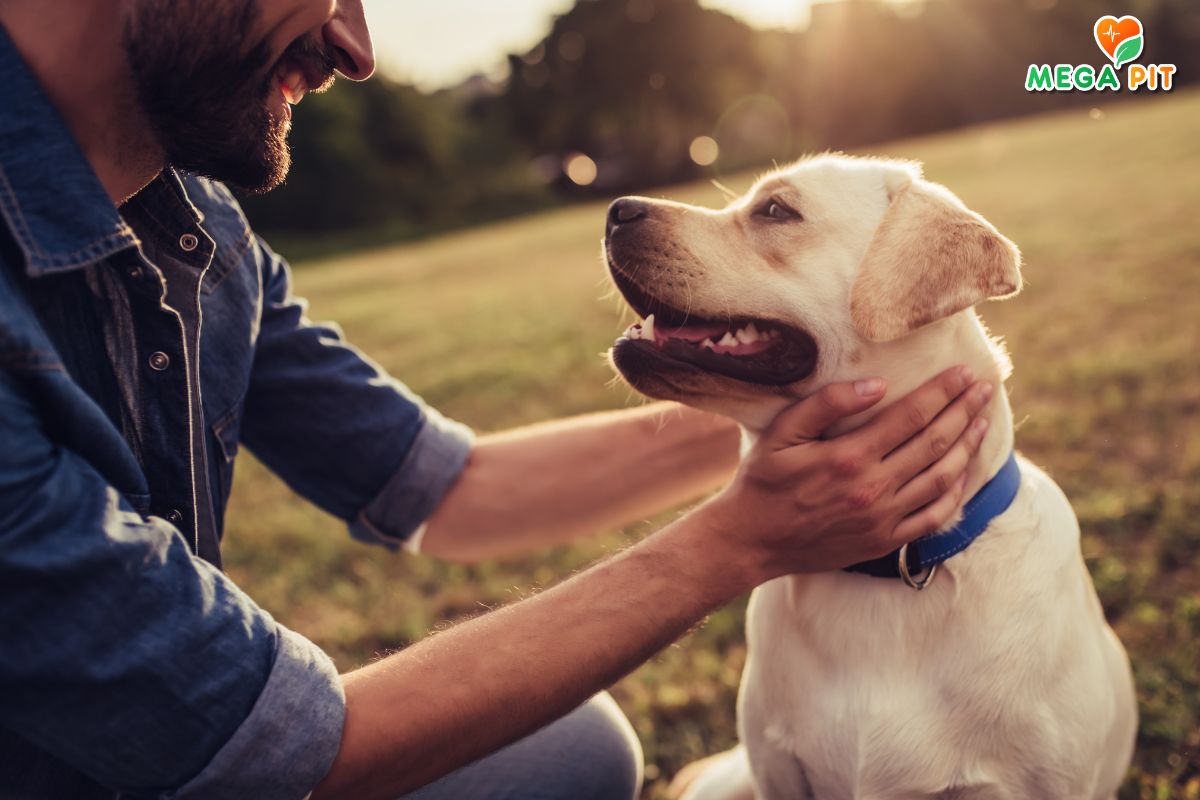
[744,743,813,800]
[738,664,814,800]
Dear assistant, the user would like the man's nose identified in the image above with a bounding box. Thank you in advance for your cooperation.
[607,198,649,235]
[324,0,375,81]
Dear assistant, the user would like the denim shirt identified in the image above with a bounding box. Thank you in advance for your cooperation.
[0,26,473,800]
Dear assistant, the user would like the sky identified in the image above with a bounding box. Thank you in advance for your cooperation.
[363,0,813,91]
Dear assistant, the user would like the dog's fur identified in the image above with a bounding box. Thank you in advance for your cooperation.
[604,155,1137,799]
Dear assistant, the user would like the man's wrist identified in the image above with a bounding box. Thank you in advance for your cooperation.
[653,497,768,604]
[660,403,742,451]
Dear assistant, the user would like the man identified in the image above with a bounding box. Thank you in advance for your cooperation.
[0,1,993,798]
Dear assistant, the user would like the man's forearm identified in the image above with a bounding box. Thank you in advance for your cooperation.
[312,504,754,800]
[420,402,741,562]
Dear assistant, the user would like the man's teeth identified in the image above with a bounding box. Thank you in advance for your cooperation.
[279,69,307,105]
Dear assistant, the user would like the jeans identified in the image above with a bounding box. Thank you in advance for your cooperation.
[402,693,643,800]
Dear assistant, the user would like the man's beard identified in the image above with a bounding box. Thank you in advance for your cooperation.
[123,0,334,194]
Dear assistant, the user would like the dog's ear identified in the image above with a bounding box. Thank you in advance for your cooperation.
[849,176,1022,343]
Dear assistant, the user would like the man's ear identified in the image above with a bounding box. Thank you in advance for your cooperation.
[849,178,1022,343]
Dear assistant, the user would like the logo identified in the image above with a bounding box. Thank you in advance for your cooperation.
[1026,15,1176,93]
[1094,15,1143,69]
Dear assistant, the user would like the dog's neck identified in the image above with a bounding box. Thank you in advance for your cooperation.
[848,311,1015,507]
[746,310,1015,524]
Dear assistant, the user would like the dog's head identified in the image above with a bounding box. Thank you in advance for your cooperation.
[604,154,1022,429]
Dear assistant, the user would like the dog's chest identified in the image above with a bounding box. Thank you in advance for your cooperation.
[743,581,1001,794]
[737,469,1107,798]
[740,574,1007,795]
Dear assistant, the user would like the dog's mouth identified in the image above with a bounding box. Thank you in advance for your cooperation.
[609,266,818,386]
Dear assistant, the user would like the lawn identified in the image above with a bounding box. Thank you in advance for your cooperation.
[226,89,1200,798]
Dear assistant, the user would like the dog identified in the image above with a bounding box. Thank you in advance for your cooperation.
[603,154,1137,799]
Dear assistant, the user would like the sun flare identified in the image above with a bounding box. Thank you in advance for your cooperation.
[701,0,810,30]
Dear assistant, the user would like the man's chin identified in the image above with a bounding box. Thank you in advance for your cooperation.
[226,148,290,195]
[167,126,291,195]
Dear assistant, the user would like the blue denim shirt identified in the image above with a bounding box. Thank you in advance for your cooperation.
[0,26,473,800]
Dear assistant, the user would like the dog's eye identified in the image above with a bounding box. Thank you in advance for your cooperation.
[757,198,801,222]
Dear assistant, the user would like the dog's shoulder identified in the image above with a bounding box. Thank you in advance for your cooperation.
[988,453,1081,557]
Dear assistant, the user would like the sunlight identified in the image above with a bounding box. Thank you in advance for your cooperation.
[701,0,811,30]
[365,0,816,90]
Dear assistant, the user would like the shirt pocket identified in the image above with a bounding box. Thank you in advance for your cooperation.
[209,397,244,530]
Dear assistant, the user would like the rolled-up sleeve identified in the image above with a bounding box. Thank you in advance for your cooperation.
[241,238,473,548]
[0,373,345,798]
[349,403,472,550]
[173,627,344,799]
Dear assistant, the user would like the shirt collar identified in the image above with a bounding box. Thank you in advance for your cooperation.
[0,23,138,277]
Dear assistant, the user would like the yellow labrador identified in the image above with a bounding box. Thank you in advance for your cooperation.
[603,155,1137,800]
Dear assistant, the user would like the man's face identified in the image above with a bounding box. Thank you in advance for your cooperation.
[122,0,373,194]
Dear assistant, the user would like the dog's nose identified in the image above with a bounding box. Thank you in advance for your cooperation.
[607,198,648,232]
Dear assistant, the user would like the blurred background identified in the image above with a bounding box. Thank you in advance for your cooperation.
[225,1,1200,797]
[240,0,1200,256]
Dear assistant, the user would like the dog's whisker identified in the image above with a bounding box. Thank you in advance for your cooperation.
[711,179,738,203]
[680,272,695,325]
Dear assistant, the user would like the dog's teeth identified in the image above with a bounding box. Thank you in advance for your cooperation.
[702,338,716,350]
[643,314,656,341]
[719,332,738,347]
[731,323,769,344]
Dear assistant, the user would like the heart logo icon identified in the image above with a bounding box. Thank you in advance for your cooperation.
[1094,15,1144,69]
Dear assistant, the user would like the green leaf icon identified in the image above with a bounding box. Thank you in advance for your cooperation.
[1114,34,1143,69]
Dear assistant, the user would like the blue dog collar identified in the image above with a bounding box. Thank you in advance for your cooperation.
[845,452,1021,587]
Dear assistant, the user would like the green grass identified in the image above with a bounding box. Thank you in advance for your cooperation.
[225,89,1200,798]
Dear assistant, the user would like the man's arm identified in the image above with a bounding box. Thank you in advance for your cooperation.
[0,372,345,798]
[313,368,993,800]
[419,403,741,562]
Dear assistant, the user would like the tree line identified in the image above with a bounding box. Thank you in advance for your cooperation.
[239,0,1200,252]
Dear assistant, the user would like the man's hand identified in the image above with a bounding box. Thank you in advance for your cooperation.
[705,366,994,581]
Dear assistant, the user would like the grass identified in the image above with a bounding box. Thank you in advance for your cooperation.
[226,89,1200,798]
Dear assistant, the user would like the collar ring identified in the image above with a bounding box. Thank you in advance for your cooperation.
[897,542,938,590]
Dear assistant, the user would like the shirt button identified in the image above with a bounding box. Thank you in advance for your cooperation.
[128,266,143,281]
[148,351,171,371]
[166,509,184,526]
[179,233,200,252]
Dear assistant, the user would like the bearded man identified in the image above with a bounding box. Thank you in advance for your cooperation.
[0,2,992,798]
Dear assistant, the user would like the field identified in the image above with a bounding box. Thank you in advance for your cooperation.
[226,90,1200,798]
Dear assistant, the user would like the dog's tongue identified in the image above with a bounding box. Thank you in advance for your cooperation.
[656,321,730,343]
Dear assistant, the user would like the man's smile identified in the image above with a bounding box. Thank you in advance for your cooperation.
[268,34,337,122]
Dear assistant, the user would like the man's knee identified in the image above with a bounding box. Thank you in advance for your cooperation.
[399,692,643,800]
[566,693,643,800]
